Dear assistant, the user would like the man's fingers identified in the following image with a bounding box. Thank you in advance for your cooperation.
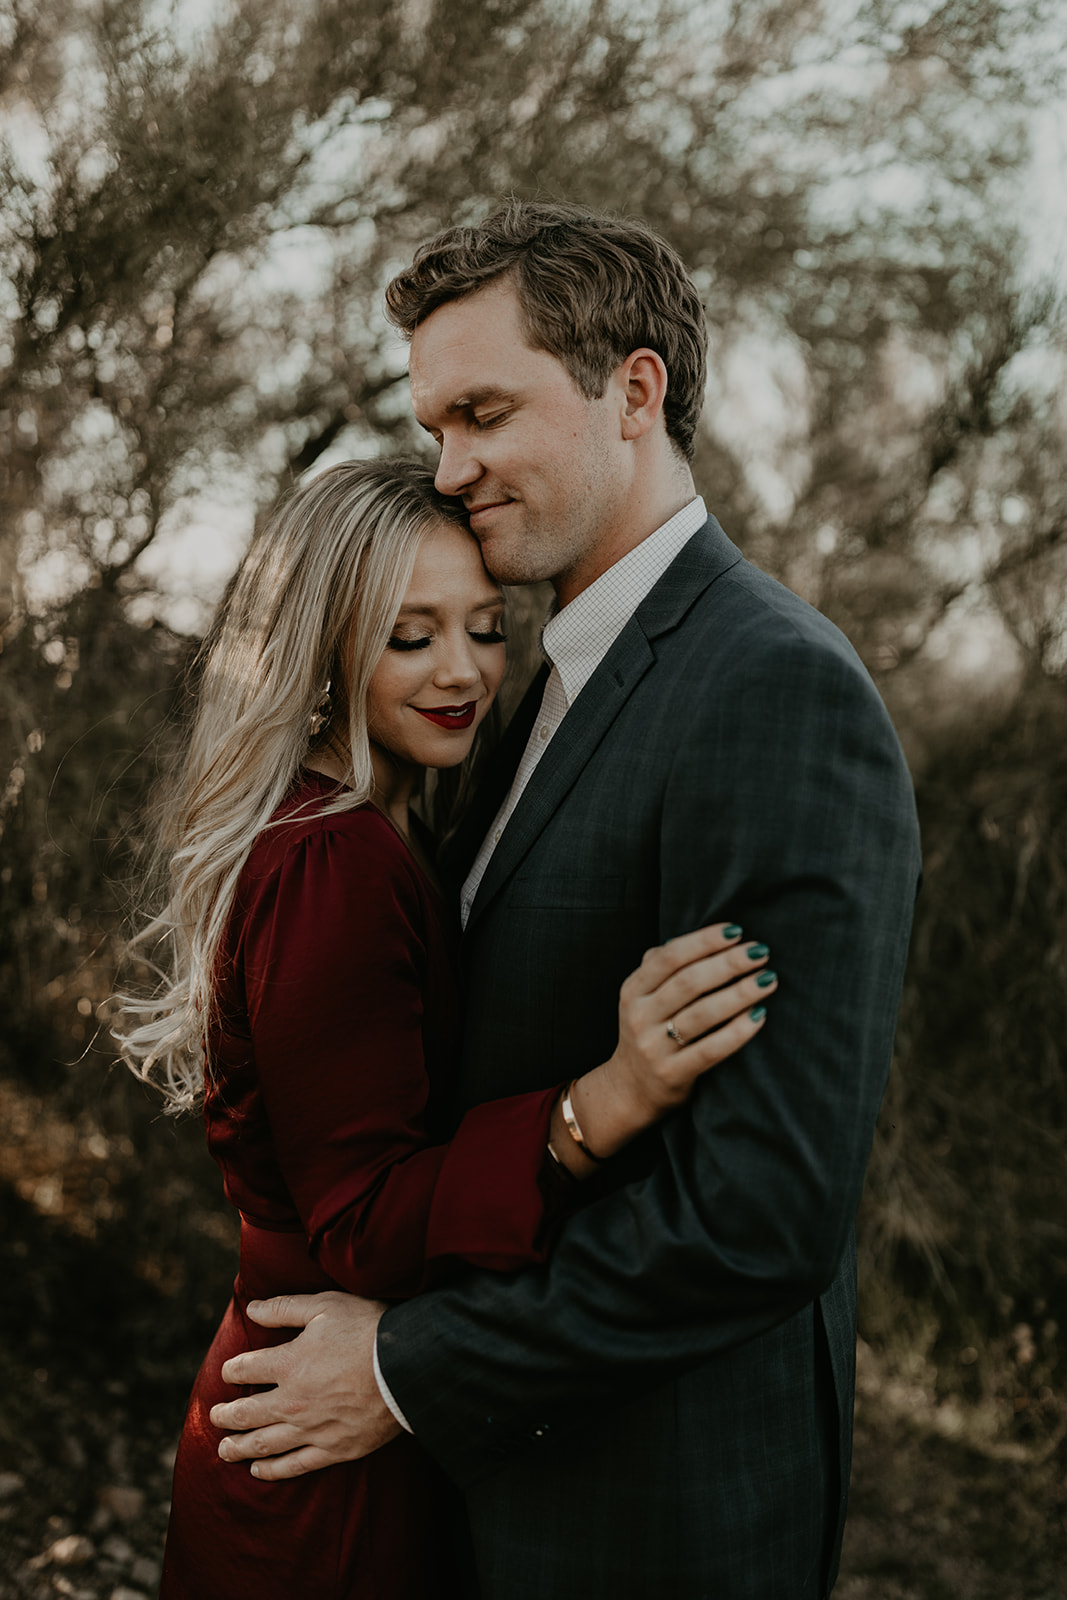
[249,1446,344,1482]
[211,1391,280,1432]
[218,1346,290,1392]
[244,1293,332,1329]
[217,1423,305,1462]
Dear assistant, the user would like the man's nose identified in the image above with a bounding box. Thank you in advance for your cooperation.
[434,433,480,497]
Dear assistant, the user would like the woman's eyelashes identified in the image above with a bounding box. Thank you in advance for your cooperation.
[386,627,507,653]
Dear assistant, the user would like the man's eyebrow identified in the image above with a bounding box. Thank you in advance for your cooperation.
[452,385,514,411]
[422,386,515,420]
[413,386,516,433]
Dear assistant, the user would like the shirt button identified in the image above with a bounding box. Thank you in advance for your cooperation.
[493,829,502,843]
[539,725,550,740]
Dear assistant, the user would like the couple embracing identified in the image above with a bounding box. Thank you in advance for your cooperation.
[121,201,920,1598]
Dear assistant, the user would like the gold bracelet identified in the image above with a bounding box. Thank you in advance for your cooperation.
[561,1079,604,1163]
[546,1139,578,1180]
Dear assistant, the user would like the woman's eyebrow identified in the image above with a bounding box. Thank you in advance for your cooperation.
[396,595,503,618]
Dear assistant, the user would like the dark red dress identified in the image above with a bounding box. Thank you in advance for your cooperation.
[160,774,560,1599]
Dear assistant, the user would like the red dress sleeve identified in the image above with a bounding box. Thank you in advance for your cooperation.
[235,811,561,1299]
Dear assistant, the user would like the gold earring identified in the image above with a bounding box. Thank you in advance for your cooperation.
[308,680,333,739]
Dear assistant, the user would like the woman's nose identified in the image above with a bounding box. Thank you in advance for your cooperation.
[434,638,481,689]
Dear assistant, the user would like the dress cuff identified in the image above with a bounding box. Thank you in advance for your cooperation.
[373,1331,414,1433]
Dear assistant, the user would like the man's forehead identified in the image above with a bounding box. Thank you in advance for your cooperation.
[409,316,495,400]
[409,281,535,380]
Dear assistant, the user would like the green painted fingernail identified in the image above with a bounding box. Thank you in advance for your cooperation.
[750,1005,767,1022]
[755,970,777,988]
[723,923,742,939]
[746,943,769,960]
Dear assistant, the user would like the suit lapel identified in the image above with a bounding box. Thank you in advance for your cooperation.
[464,517,743,932]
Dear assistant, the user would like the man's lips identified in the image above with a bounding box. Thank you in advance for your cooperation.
[466,499,513,527]
[414,702,478,730]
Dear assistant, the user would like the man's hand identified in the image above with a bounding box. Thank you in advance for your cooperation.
[209,1291,401,1480]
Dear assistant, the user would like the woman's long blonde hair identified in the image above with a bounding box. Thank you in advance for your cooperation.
[116,458,468,1111]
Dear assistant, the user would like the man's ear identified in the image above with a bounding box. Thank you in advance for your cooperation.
[617,349,669,442]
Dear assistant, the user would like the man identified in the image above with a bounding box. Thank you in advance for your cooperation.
[211,201,921,1597]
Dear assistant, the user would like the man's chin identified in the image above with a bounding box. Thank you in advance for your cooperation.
[472,526,557,588]
[479,547,555,588]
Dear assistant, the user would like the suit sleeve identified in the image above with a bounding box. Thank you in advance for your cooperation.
[376,629,922,1483]
[239,819,560,1298]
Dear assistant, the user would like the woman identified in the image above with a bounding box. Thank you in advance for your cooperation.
[117,459,775,1599]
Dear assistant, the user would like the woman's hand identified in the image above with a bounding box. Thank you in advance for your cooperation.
[549,925,774,1176]
[608,923,774,1117]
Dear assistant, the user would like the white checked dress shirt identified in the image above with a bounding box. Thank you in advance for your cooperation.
[375,495,709,1431]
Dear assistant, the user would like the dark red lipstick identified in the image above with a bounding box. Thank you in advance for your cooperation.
[415,702,478,730]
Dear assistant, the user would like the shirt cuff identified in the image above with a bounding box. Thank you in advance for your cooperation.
[373,1332,413,1433]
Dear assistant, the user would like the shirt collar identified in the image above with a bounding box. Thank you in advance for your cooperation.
[541,497,707,706]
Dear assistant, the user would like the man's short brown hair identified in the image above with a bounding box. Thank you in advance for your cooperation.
[385,200,708,462]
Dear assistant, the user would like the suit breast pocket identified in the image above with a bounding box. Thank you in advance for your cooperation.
[506,873,627,910]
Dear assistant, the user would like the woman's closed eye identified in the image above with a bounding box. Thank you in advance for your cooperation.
[386,627,506,652]
[386,635,431,652]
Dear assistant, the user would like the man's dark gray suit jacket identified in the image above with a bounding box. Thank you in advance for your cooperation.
[378,515,921,1599]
